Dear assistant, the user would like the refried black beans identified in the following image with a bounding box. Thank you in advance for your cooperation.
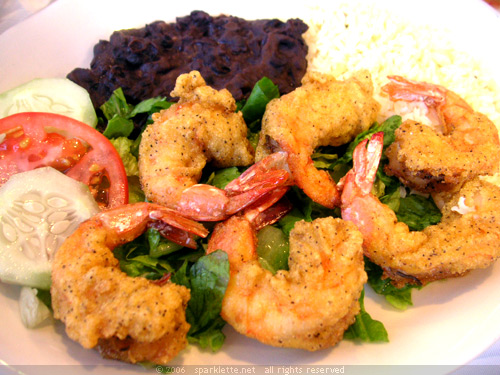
[67,11,309,108]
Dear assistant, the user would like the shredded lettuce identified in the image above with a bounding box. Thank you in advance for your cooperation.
[113,233,175,280]
[109,137,139,176]
[127,176,146,203]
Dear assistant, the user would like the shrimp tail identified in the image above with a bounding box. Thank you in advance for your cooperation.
[177,185,230,222]
[225,168,290,215]
[98,202,208,249]
[243,186,292,230]
[382,75,446,107]
[225,151,290,194]
[148,208,209,249]
[178,152,292,221]
[339,132,384,205]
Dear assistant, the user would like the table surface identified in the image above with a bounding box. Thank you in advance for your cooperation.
[0,0,499,373]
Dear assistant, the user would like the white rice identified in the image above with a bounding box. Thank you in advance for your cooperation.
[301,1,500,185]
[302,2,500,129]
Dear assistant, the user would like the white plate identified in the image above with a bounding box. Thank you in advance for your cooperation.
[1,0,500,374]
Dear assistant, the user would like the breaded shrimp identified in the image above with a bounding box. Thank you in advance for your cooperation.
[382,75,500,192]
[207,200,366,350]
[51,202,209,365]
[255,70,380,208]
[340,133,500,288]
[139,71,257,220]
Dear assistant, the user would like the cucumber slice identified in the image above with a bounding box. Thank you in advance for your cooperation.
[0,78,97,127]
[0,167,100,289]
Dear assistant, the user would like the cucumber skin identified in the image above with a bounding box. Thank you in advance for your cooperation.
[0,263,51,290]
[0,78,97,127]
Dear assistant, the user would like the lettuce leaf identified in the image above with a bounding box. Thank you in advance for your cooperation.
[395,194,442,231]
[327,115,402,170]
[205,167,242,189]
[100,87,173,139]
[364,259,421,310]
[344,289,389,342]
[34,288,52,310]
[240,77,280,130]
[113,234,175,280]
[100,87,134,120]
[109,137,139,176]
[239,77,280,149]
[278,207,307,237]
[171,251,229,351]
[102,116,135,139]
[126,176,146,203]
[284,186,340,224]
[312,152,338,170]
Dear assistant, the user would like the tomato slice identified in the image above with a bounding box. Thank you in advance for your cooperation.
[0,112,128,209]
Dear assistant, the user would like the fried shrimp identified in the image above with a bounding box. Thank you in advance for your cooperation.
[51,202,209,365]
[139,71,258,220]
[207,198,367,350]
[340,133,500,288]
[255,70,380,208]
[382,75,500,192]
